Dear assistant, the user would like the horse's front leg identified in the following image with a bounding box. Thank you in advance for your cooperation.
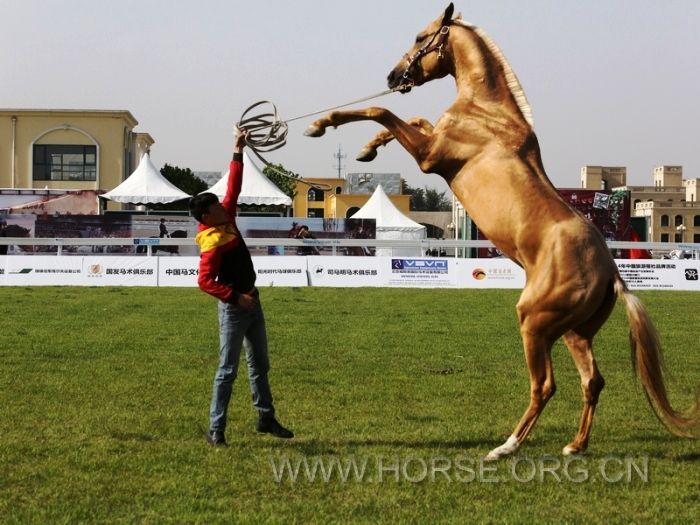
[356,117,434,162]
[304,107,431,169]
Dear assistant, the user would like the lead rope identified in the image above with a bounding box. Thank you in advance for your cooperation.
[236,85,411,192]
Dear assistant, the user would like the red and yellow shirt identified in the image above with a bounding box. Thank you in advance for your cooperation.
[195,155,256,302]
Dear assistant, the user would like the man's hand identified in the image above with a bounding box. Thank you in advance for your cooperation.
[234,127,247,153]
[237,292,257,311]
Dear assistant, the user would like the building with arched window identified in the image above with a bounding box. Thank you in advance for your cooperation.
[291,172,410,220]
[0,109,153,212]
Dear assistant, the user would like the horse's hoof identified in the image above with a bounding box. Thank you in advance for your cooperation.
[484,435,519,461]
[356,147,377,162]
[483,450,505,462]
[562,445,583,456]
[303,124,325,137]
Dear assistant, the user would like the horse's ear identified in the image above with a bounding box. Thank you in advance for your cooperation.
[441,3,455,26]
[454,12,463,21]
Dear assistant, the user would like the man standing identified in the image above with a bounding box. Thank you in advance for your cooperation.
[188,130,293,447]
[0,220,8,255]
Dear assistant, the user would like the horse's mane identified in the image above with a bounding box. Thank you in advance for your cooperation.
[453,19,534,128]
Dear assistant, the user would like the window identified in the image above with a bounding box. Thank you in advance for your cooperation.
[307,188,324,202]
[675,215,684,227]
[33,145,97,181]
[660,215,669,227]
[660,233,669,242]
[633,199,641,209]
[694,215,700,227]
[335,186,342,195]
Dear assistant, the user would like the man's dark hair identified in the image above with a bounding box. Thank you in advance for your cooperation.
[189,192,219,222]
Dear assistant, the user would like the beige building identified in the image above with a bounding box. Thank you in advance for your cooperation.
[581,165,700,243]
[0,109,153,211]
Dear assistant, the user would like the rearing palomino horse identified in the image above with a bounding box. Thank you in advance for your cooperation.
[305,4,699,459]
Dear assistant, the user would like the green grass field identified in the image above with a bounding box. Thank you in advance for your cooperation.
[1,287,698,524]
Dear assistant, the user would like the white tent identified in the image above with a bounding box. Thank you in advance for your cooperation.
[101,153,191,204]
[350,184,426,256]
[207,152,292,206]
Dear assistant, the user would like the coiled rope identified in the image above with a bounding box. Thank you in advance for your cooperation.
[236,84,410,192]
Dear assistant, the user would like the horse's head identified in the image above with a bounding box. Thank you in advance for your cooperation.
[387,3,457,92]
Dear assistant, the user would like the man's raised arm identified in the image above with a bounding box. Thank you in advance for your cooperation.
[222,130,247,215]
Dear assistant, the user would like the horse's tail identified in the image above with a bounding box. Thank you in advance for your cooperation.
[614,274,700,437]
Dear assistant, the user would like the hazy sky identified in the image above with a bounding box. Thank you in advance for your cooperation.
[2,1,699,194]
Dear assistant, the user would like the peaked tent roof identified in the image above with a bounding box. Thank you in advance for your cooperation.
[350,184,425,231]
[101,153,191,204]
[207,152,292,206]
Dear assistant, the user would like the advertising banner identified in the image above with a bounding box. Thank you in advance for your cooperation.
[3,255,83,286]
[453,258,526,289]
[306,256,385,287]
[81,256,158,286]
[157,256,310,288]
[1,255,699,291]
[253,256,309,287]
[386,257,456,288]
[158,256,200,287]
[616,259,700,291]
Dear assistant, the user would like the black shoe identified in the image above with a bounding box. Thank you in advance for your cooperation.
[256,417,294,439]
[206,430,228,447]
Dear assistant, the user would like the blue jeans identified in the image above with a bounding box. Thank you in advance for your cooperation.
[210,292,275,432]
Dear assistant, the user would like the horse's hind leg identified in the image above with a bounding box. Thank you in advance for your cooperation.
[356,117,434,162]
[485,329,556,460]
[561,331,605,455]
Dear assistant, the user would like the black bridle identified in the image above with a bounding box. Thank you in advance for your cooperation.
[402,24,451,86]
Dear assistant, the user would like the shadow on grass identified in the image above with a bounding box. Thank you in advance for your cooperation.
[263,437,499,455]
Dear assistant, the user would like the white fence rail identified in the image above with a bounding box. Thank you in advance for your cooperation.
[1,237,699,257]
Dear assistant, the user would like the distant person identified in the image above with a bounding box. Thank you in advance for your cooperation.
[287,222,300,238]
[188,128,293,447]
[159,218,169,238]
[295,225,319,255]
[0,220,8,255]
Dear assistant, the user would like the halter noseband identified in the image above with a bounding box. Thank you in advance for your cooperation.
[402,25,451,84]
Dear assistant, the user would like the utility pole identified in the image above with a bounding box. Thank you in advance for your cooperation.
[333,144,346,178]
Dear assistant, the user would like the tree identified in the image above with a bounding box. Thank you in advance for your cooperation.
[148,164,207,211]
[402,182,450,211]
[402,182,426,211]
[262,163,299,199]
[160,164,208,196]
[424,188,451,211]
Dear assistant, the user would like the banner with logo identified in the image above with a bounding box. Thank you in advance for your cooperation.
[157,256,310,287]
[1,255,699,291]
[453,258,526,289]
[306,256,385,287]
[616,259,700,291]
[3,255,83,286]
[253,256,309,287]
[82,256,158,286]
[387,257,455,287]
[158,257,200,287]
